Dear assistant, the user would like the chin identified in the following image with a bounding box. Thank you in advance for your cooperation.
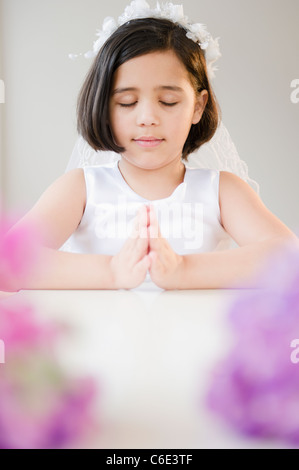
[123,155,167,170]
[131,153,181,168]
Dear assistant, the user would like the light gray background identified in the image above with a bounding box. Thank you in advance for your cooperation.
[0,0,298,231]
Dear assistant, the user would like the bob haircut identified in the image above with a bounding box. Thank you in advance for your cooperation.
[77,17,220,160]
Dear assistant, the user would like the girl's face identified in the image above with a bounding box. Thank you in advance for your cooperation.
[109,50,207,171]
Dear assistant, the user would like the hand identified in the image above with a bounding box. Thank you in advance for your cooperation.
[109,205,151,289]
[147,205,185,290]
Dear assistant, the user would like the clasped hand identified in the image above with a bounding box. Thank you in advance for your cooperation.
[110,205,185,290]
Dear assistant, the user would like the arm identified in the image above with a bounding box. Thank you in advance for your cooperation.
[5,170,151,291]
[181,239,291,289]
[17,249,114,291]
[148,173,298,290]
[180,172,298,289]
[5,169,113,291]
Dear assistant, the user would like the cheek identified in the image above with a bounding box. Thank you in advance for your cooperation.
[111,106,134,125]
[171,108,194,139]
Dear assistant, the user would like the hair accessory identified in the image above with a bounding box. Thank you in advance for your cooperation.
[69,0,221,79]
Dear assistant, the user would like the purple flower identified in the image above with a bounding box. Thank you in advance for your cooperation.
[43,378,98,449]
[0,300,99,449]
[206,242,299,446]
[0,207,100,448]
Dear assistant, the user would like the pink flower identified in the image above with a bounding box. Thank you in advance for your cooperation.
[0,207,99,448]
[206,241,299,446]
[0,301,57,349]
[0,300,99,449]
[0,214,41,291]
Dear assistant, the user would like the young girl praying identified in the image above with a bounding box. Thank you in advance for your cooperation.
[7,1,297,291]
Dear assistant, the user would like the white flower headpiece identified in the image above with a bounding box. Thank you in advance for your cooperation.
[69,0,221,79]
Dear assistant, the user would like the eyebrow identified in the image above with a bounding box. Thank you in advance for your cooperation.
[112,86,184,95]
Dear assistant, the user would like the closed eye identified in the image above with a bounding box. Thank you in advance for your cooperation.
[118,102,137,108]
[161,101,178,106]
[118,101,178,108]
[160,101,178,107]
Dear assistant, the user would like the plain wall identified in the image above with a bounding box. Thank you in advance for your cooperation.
[0,0,298,231]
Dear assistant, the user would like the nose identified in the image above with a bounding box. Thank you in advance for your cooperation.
[136,100,159,127]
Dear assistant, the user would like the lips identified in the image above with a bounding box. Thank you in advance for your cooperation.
[133,136,164,148]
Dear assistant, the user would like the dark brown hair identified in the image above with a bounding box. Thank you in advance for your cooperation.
[77,17,220,160]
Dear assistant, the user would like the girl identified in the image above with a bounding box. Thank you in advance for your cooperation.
[7,2,297,292]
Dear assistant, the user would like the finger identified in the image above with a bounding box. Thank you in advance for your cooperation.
[122,232,148,264]
[148,250,163,276]
[149,223,173,267]
[149,238,168,267]
[147,206,165,253]
[148,205,161,239]
[129,217,140,239]
[129,205,147,239]
[134,253,151,276]
[148,224,159,250]
[135,234,150,259]
[149,250,157,264]
[138,205,149,240]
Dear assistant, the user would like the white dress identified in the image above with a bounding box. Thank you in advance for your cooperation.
[61,160,232,289]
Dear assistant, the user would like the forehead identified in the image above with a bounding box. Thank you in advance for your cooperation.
[112,50,193,90]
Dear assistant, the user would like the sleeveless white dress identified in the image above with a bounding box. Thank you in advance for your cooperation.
[60,160,231,289]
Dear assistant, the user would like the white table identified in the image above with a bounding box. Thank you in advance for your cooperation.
[0,286,286,449]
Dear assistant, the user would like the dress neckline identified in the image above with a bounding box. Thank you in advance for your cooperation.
[114,161,188,203]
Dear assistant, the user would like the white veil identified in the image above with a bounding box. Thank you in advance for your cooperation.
[65,121,259,193]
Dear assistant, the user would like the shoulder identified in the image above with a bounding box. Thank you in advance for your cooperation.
[219,171,262,218]
[219,170,250,187]
[37,168,87,215]
[218,171,295,245]
[63,167,85,182]
[54,167,85,184]
[219,170,259,199]
[53,168,86,199]
[219,171,265,215]
[20,169,87,250]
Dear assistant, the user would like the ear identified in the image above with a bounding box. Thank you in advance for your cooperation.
[192,90,208,125]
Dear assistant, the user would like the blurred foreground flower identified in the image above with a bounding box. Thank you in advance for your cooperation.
[0,214,42,292]
[207,241,299,446]
[0,300,99,449]
[0,208,99,448]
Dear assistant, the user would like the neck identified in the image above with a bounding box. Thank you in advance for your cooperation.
[118,157,186,201]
